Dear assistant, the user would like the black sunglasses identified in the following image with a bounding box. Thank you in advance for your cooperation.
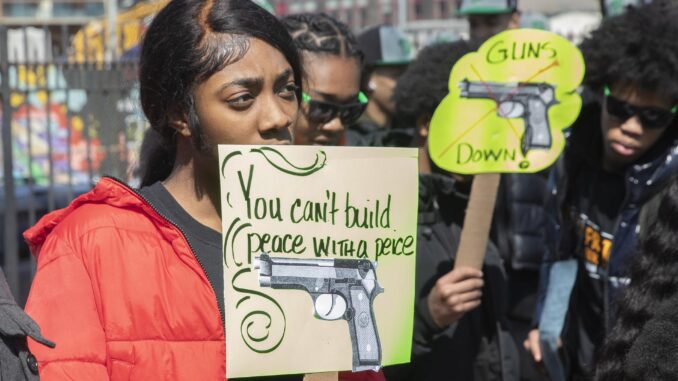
[605,86,677,129]
[302,92,368,125]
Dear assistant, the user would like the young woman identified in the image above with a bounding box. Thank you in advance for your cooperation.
[525,2,678,379]
[280,14,386,381]
[281,13,365,147]
[24,0,302,379]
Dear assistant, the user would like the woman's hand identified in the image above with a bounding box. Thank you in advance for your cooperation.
[524,329,543,362]
[524,329,562,363]
[426,266,484,328]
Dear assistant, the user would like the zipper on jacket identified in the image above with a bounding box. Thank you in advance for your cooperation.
[602,169,634,334]
[104,176,225,326]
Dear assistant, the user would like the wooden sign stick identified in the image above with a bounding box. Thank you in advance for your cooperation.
[454,173,501,269]
[304,372,339,381]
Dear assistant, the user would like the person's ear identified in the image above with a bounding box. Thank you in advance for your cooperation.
[416,114,432,139]
[509,11,521,29]
[362,70,377,94]
[595,86,606,108]
[302,75,311,94]
[168,105,191,138]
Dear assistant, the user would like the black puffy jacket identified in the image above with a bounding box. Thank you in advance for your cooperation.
[492,173,549,272]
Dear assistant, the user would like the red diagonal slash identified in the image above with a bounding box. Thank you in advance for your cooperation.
[523,60,560,83]
[439,59,560,159]
[470,64,522,142]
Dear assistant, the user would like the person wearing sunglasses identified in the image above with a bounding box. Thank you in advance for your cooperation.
[601,85,677,170]
[279,13,385,381]
[281,13,365,147]
[525,2,678,380]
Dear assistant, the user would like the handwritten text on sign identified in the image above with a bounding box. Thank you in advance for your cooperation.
[219,145,418,378]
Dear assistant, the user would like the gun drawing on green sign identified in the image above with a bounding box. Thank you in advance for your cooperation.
[254,253,384,372]
[459,79,558,155]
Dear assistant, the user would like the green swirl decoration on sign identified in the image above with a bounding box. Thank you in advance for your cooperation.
[222,217,252,268]
[250,147,326,176]
[221,150,243,179]
[232,268,287,354]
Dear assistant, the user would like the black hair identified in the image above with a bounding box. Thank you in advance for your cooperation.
[392,40,471,128]
[280,13,363,62]
[136,129,173,188]
[580,0,678,101]
[594,177,678,380]
[138,0,302,187]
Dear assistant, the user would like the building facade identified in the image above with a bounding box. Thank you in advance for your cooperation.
[272,0,459,31]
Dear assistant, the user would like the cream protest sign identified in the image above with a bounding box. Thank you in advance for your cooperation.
[219,145,418,378]
[429,29,585,174]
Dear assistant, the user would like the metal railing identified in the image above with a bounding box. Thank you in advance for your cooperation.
[0,24,146,304]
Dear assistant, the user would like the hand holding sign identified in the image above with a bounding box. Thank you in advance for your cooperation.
[428,29,584,270]
[427,267,484,328]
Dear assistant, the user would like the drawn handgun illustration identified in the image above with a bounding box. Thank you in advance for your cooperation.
[254,253,384,372]
[459,79,558,155]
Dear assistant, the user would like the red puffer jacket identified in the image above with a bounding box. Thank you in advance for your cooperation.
[24,177,386,381]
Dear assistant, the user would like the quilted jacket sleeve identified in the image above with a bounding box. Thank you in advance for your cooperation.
[24,235,109,380]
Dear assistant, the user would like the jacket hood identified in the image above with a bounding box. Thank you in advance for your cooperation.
[23,177,156,257]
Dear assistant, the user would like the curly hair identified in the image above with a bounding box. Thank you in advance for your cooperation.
[594,176,678,380]
[392,40,471,128]
[281,13,362,62]
[580,0,678,101]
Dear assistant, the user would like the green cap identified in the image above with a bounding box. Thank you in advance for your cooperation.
[520,11,550,30]
[602,0,652,18]
[253,0,275,15]
[458,0,517,15]
[358,25,413,67]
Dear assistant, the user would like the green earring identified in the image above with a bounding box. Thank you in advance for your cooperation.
[302,92,311,103]
[358,91,368,104]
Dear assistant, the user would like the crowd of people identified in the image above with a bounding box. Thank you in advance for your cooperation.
[2,0,678,380]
